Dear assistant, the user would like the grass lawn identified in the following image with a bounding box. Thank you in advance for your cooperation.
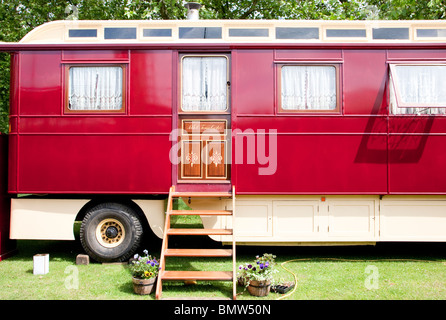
[0,233,445,300]
[0,209,445,300]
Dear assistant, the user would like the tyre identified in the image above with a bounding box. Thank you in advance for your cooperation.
[80,202,143,263]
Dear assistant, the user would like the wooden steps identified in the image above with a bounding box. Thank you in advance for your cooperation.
[166,228,233,236]
[170,210,232,216]
[164,248,233,257]
[155,186,236,300]
[161,271,233,281]
[171,191,232,198]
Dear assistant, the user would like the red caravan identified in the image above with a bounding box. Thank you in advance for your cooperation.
[1,18,446,262]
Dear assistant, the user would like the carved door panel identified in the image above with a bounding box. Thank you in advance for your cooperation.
[179,119,229,181]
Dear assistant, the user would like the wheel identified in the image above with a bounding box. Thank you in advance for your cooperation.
[80,202,143,263]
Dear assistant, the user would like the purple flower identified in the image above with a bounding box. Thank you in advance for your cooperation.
[259,263,264,269]
[248,264,252,269]
[252,267,256,271]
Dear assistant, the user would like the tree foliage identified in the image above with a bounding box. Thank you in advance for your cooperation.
[0,0,445,133]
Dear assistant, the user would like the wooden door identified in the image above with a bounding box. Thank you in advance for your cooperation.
[177,54,231,183]
[178,119,229,182]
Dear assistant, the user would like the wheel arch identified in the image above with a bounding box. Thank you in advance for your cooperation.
[76,198,148,227]
[75,197,165,239]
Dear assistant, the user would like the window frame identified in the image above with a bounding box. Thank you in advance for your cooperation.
[389,63,446,113]
[179,53,231,114]
[277,63,341,114]
[64,63,127,114]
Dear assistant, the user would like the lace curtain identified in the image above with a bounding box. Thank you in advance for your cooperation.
[390,65,446,115]
[182,57,228,111]
[281,65,337,110]
[68,66,123,110]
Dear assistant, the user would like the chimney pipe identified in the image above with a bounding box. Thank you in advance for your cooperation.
[185,2,201,20]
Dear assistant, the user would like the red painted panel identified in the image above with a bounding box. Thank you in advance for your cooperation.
[389,116,446,193]
[389,135,446,193]
[343,50,387,115]
[275,49,342,61]
[10,46,446,197]
[62,50,129,61]
[19,116,171,134]
[0,135,16,260]
[234,133,387,194]
[9,54,19,117]
[389,116,446,134]
[387,49,446,61]
[233,50,274,115]
[236,116,387,134]
[17,135,171,193]
[19,51,62,115]
[8,134,17,193]
[130,50,173,115]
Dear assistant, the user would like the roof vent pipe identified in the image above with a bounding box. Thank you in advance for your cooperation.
[185,2,201,20]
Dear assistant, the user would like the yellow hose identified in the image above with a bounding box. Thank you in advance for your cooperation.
[275,258,309,300]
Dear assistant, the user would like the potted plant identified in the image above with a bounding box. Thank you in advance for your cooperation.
[237,253,277,297]
[128,250,160,295]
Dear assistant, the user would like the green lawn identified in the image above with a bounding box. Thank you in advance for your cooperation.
[0,233,445,300]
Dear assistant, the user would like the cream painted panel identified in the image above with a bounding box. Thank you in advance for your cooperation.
[273,201,319,238]
[133,200,166,239]
[10,198,89,240]
[234,200,272,238]
[380,201,446,241]
[327,200,375,239]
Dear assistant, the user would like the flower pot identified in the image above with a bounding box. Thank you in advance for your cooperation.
[247,280,271,297]
[237,276,248,287]
[132,277,157,295]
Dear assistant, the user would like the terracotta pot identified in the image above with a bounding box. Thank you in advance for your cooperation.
[247,279,271,297]
[132,277,157,295]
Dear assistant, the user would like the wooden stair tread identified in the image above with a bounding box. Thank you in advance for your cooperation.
[161,270,233,281]
[170,210,232,216]
[172,192,232,198]
[165,248,233,257]
[167,228,232,236]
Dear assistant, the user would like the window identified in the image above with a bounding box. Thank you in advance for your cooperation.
[179,27,222,39]
[326,29,366,38]
[276,27,319,40]
[68,29,97,38]
[280,65,338,112]
[143,28,172,37]
[66,65,125,112]
[104,27,137,40]
[181,55,229,112]
[372,28,409,40]
[389,64,446,115]
[229,28,269,37]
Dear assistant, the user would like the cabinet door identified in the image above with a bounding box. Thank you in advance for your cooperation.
[327,200,375,239]
[234,200,272,238]
[273,201,319,238]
